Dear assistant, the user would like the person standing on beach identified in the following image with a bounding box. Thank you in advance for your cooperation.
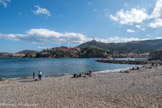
[38,71,40,80]
[38,71,42,80]
[33,71,36,80]
[40,71,42,80]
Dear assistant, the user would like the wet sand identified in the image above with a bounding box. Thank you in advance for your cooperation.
[0,65,162,108]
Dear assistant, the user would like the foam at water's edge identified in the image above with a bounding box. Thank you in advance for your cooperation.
[7,77,31,80]
[93,68,130,74]
[93,65,142,74]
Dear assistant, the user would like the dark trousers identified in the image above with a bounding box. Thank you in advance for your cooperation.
[40,75,42,80]
[38,75,40,80]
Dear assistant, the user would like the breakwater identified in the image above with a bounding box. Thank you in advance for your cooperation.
[96,59,150,65]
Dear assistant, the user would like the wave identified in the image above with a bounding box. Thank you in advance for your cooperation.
[94,65,143,74]
[93,68,131,74]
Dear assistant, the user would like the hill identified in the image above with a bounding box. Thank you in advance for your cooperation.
[78,39,162,53]
[36,46,109,58]
[17,50,38,55]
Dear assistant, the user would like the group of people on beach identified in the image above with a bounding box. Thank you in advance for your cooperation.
[131,66,139,70]
[73,71,93,78]
[33,70,42,81]
[120,66,140,73]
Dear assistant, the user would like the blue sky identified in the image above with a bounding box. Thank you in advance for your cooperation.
[0,0,162,53]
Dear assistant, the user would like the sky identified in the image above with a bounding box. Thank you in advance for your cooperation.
[0,0,162,53]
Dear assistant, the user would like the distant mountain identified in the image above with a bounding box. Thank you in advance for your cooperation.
[78,39,162,53]
[17,50,38,55]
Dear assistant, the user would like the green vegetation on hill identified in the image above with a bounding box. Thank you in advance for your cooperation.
[78,39,162,53]
[17,50,38,55]
[79,47,109,58]
[35,46,109,58]
[36,46,80,58]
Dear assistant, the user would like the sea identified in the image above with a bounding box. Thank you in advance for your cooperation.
[0,58,140,79]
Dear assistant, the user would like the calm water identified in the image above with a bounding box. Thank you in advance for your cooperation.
[0,58,137,78]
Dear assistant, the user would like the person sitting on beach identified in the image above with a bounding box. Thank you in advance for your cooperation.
[33,71,36,80]
[73,74,77,78]
[151,62,154,66]
[147,66,152,69]
[120,70,129,73]
[85,72,89,75]
[155,63,158,67]
[88,71,92,77]
[120,71,123,73]
[132,67,136,70]
[78,74,81,77]
[125,71,129,73]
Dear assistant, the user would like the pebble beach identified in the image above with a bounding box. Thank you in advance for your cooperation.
[0,65,162,108]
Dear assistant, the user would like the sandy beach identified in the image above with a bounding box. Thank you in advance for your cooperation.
[0,65,162,108]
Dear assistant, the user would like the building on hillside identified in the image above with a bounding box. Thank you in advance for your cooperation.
[149,51,162,60]
[0,53,12,57]
[26,52,37,58]
[127,53,139,58]
[139,53,149,58]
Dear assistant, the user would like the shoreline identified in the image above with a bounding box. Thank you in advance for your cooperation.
[0,65,140,81]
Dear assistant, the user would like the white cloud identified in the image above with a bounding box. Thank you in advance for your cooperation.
[0,33,25,41]
[150,0,162,19]
[0,28,91,44]
[149,19,162,28]
[155,37,162,39]
[109,8,149,25]
[148,0,162,28]
[136,25,141,28]
[26,29,92,44]
[95,36,149,43]
[109,0,162,28]
[109,15,119,21]
[33,5,51,16]
[136,25,145,31]
[0,0,10,8]
[127,29,135,33]
[37,46,51,50]
[0,29,158,44]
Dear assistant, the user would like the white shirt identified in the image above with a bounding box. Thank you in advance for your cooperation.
[40,72,42,75]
